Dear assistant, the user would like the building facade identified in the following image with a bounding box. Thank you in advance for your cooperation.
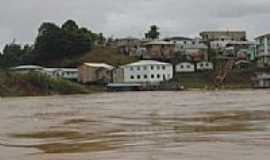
[113,60,173,84]
[143,41,176,59]
[10,65,79,81]
[79,63,114,84]
[164,37,208,62]
[255,34,270,68]
[43,68,79,81]
[175,62,195,73]
[200,31,246,42]
[197,61,214,71]
[253,72,270,88]
[163,37,193,47]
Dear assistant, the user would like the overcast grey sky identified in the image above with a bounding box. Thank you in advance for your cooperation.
[1,0,270,49]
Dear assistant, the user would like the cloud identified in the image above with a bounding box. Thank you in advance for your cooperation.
[0,0,270,50]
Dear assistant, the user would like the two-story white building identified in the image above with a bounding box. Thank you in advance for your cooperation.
[113,60,173,84]
[255,34,270,68]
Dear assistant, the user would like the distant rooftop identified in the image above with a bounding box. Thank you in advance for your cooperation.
[117,37,140,40]
[123,60,171,67]
[163,36,193,41]
[255,33,270,40]
[83,63,114,70]
[200,30,246,33]
[43,68,78,72]
[143,40,174,46]
[11,65,43,70]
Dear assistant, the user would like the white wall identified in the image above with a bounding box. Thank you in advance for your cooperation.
[197,62,214,71]
[210,40,230,49]
[176,63,195,72]
[43,69,79,80]
[123,64,173,83]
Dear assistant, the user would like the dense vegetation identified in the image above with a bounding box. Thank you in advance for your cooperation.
[0,19,105,68]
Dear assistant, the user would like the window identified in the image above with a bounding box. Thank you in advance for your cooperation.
[187,65,190,68]
[130,75,134,79]
[157,74,160,79]
[144,75,148,79]
[151,66,154,70]
[200,63,204,67]
[130,67,134,71]
[162,66,166,70]
[144,66,147,70]
[180,65,184,69]
[137,75,141,79]
[206,63,209,67]
[137,66,140,71]
[157,66,160,70]
[151,74,155,79]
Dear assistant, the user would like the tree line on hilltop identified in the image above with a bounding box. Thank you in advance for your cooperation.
[0,23,161,68]
[0,19,105,68]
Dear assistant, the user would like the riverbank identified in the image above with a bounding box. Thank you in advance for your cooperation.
[0,71,104,97]
[174,71,254,90]
[0,69,256,97]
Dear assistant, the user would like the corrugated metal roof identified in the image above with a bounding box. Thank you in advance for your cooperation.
[83,63,114,70]
[255,33,270,40]
[43,68,78,72]
[143,40,174,46]
[123,60,171,67]
[163,36,193,41]
[11,65,44,70]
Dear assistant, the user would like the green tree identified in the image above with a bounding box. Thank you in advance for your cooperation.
[145,25,160,40]
[0,43,32,67]
[34,22,63,62]
[61,19,79,32]
[34,20,95,64]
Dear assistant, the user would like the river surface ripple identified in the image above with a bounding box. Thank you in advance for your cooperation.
[1,90,270,160]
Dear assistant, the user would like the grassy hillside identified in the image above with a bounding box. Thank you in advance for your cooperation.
[0,71,92,97]
[175,70,254,89]
[50,47,139,67]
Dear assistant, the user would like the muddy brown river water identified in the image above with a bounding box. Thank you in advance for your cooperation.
[1,90,270,160]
